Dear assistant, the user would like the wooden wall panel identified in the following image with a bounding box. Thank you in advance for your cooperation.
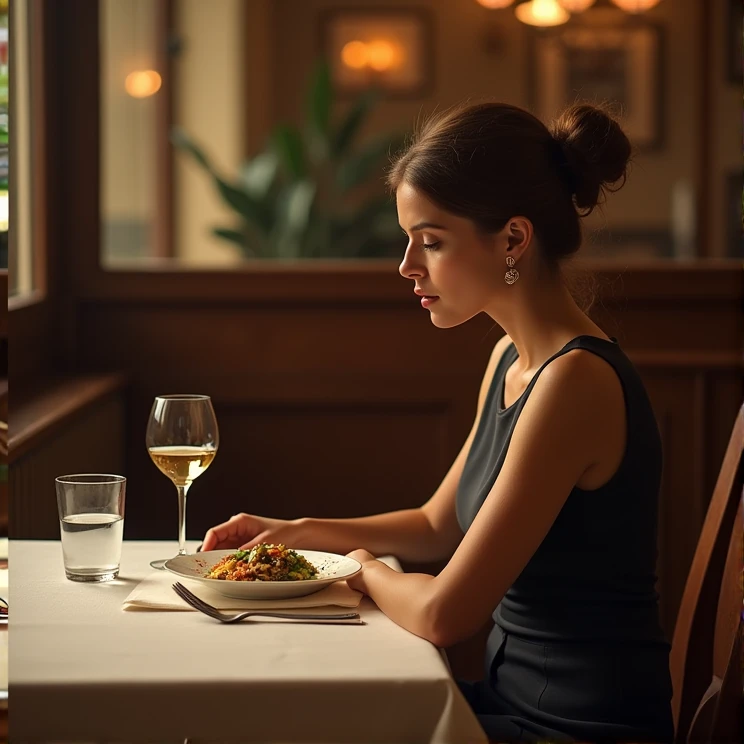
[129,399,462,545]
[10,394,126,539]
[74,303,493,546]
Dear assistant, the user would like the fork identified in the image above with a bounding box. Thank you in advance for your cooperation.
[172,582,361,624]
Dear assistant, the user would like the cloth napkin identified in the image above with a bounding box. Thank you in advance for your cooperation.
[122,567,363,612]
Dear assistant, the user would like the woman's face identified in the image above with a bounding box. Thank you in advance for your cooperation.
[397,182,505,329]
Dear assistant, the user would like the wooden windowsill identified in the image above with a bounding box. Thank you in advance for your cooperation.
[9,374,128,463]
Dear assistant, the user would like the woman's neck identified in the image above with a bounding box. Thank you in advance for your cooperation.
[485,277,604,371]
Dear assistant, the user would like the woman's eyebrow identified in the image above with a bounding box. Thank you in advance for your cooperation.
[401,221,447,232]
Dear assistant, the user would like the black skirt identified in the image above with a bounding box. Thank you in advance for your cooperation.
[457,624,674,743]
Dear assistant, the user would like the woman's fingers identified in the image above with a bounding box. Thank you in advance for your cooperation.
[203,514,257,551]
[240,531,270,550]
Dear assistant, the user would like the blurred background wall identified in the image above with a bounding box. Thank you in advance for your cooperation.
[98,0,740,267]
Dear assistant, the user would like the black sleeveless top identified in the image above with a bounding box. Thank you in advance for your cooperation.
[456,335,669,646]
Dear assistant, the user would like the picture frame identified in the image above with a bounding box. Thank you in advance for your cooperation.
[530,23,664,150]
[726,0,743,84]
[319,8,434,97]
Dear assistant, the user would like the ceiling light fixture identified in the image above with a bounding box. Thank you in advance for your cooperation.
[557,0,596,11]
[475,0,516,8]
[609,0,662,11]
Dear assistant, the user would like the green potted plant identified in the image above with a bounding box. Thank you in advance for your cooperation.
[172,61,406,259]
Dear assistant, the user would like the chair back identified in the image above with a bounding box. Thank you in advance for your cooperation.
[670,403,744,741]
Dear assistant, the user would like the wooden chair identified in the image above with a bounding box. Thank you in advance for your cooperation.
[670,402,744,742]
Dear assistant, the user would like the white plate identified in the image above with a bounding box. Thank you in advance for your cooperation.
[164,549,362,600]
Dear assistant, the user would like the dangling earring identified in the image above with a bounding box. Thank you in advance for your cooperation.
[505,256,519,285]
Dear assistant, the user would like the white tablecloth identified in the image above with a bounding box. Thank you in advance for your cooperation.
[0,538,7,703]
[11,540,487,743]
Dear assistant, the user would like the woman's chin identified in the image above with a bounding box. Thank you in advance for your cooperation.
[429,302,481,328]
[429,308,468,329]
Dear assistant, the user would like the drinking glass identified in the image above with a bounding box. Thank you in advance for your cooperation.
[55,473,126,582]
[146,395,219,569]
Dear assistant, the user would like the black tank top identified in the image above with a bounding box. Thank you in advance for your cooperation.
[456,335,669,646]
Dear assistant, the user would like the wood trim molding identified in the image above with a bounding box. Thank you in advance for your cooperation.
[30,0,48,297]
[9,374,128,462]
[153,0,175,260]
[68,259,744,305]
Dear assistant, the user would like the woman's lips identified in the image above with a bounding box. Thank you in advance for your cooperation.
[421,296,439,308]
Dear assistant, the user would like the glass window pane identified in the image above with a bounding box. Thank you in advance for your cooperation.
[100,0,159,264]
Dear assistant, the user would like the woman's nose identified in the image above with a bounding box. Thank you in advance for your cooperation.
[399,247,423,280]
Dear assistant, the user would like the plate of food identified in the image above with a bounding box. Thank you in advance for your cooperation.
[164,543,363,600]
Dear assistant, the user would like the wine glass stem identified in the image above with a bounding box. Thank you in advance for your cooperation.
[176,482,191,556]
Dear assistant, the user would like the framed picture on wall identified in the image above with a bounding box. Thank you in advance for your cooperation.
[530,24,663,150]
[319,8,434,97]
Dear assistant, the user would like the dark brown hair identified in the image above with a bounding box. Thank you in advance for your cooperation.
[387,101,632,269]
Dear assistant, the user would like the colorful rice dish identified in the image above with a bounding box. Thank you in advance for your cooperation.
[205,543,318,582]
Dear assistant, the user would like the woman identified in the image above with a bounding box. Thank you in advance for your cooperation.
[203,102,674,743]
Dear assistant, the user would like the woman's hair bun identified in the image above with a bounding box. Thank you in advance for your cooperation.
[550,103,632,215]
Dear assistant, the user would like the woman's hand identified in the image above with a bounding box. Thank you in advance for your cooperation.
[345,548,383,593]
[202,513,305,551]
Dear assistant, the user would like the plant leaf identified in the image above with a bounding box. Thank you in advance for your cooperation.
[212,227,245,244]
[272,125,306,179]
[172,127,273,235]
[308,60,332,140]
[215,178,272,234]
[238,151,279,199]
[271,181,317,258]
[170,127,212,170]
[331,88,380,159]
[212,226,266,258]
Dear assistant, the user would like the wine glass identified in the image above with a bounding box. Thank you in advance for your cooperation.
[146,394,219,570]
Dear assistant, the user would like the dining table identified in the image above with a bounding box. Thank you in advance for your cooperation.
[11,540,488,743]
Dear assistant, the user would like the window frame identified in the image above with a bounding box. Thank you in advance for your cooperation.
[9,0,62,384]
[7,0,45,309]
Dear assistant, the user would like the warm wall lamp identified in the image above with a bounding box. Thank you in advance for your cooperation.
[124,70,162,98]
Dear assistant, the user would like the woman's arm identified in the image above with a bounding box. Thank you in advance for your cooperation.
[347,348,626,647]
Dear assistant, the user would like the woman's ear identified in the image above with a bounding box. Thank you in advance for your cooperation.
[504,217,533,262]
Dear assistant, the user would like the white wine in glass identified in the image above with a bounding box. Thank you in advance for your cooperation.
[146,395,219,570]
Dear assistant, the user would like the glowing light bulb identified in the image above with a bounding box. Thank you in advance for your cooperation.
[610,0,662,11]
[515,0,570,26]
[341,40,368,70]
[125,70,162,98]
[476,0,516,8]
[558,0,596,11]
[366,39,399,72]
